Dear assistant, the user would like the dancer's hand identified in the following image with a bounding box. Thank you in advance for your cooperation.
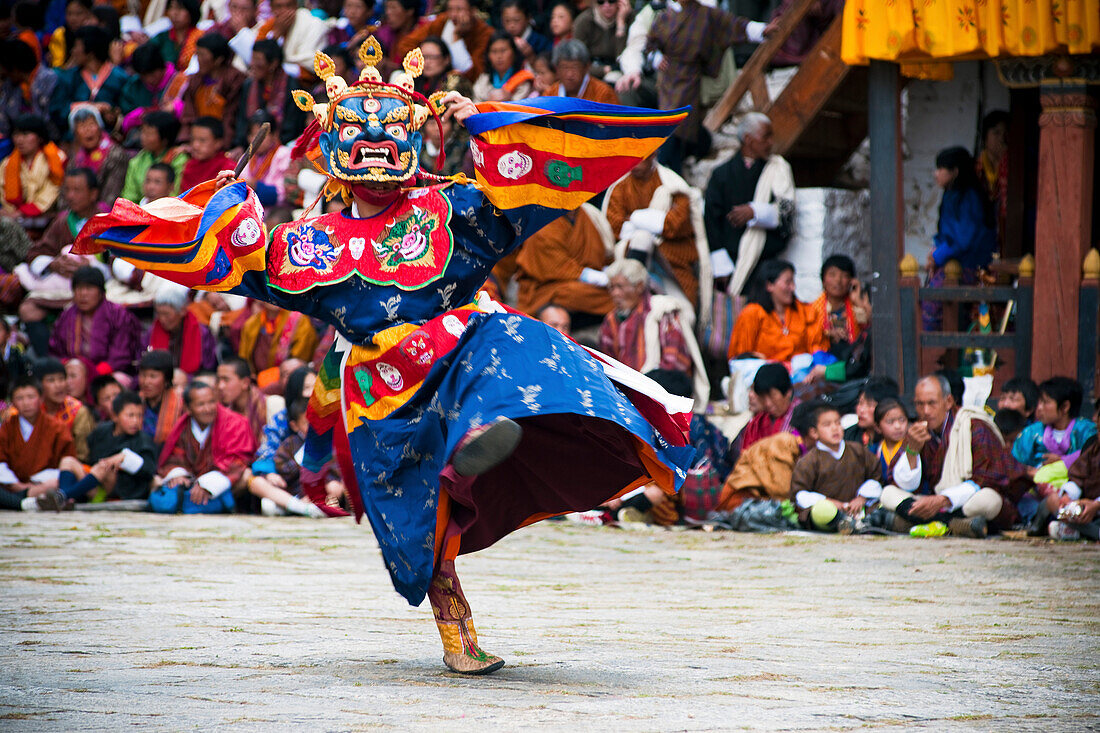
[440,92,479,125]
[214,170,237,190]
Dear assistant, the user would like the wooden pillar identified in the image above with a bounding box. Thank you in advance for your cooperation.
[868,60,904,386]
[897,255,921,393]
[1031,81,1097,381]
[1079,250,1100,406]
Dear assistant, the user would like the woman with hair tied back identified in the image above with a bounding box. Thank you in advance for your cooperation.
[727,259,827,363]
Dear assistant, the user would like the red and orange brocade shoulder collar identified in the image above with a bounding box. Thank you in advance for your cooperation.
[267,185,454,294]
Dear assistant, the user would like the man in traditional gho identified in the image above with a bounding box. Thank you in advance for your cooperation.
[76,38,694,676]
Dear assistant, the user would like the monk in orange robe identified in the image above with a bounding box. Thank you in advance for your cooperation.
[515,208,613,319]
[605,155,700,304]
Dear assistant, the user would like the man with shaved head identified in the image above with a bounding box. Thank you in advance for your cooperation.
[878,374,1021,537]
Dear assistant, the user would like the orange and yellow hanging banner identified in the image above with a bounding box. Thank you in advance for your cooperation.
[842,0,1100,78]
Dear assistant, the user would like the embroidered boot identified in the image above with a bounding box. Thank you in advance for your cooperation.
[428,561,504,675]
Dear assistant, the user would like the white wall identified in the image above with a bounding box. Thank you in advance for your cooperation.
[901,61,1012,263]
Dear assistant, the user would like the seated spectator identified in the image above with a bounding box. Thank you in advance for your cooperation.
[598,260,701,391]
[728,260,827,363]
[156,381,257,514]
[531,51,557,96]
[921,146,996,330]
[0,320,28,399]
[1012,376,1096,475]
[32,390,158,510]
[878,375,1015,538]
[237,111,293,218]
[65,358,89,404]
[994,407,1029,447]
[808,255,872,383]
[56,25,130,118]
[120,111,188,202]
[413,37,457,97]
[16,168,108,357]
[180,117,236,192]
[396,0,493,82]
[573,0,631,81]
[234,41,308,150]
[514,205,614,328]
[141,284,219,376]
[181,35,245,148]
[739,363,798,451]
[0,39,61,140]
[500,0,551,65]
[209,0,258,41]
[0,377,74,511]
[997,376,1038,421]
[149,0,203,69]
[48,267,142,378]
[789,401,883,532]
[328,0,376,57]
[138,349,186,448]
[545,40,619,104]
[248,398,335,517]
[843,376,900,447]
[1,114,65,229]
[216,356,267,444]
[67,105,129,204]
[37,358,95,462]
[764,0,843,67]
[238,302,320,380]
[549,2,576,46]
[376,0,424,68]
[251,0,335,80]
[253,366,315,476]
[46,0,96,69]
[141,161,176,204]
[473,32,534,102]
[537,304,571,337]
[604,152,704,306]
[873,398,921,492]
[119,44,185,139]
[1035,401,1100,540]
[704,113,794,296]
[90,373,121,422]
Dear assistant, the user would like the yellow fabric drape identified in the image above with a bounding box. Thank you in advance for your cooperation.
[842,0,1100,77]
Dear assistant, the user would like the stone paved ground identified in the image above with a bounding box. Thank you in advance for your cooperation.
[1,513,1097,731]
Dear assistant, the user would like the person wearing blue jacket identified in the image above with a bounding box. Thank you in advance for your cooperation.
[921,146,997,330]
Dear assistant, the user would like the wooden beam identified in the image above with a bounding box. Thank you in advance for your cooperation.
[702,0,817,132]
[766,17,849,156]
[868,60,904,387]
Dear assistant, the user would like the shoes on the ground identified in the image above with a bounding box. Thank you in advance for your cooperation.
[909,521,948,538]
[260,497,287,516]
[453,417,522,477]
[616,507,647,525]
[948,516,988,539]
[565,510,606,526]
[1048,520,1081,541]
[24,491,73,513]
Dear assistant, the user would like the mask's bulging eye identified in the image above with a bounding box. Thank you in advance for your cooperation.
[340,124,361,142]
[385,124,408,141]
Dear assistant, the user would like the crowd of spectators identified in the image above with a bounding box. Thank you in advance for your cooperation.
[0,0,1093,542]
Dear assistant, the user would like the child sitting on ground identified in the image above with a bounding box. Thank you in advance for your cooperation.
[843,376,900,449]
[1012,377,1096,472]
[789,401,883,532]
[30,390,158,510]
[248,399,342,518]
[0,377,75,511]
[1039,398,1100,541]
[874,398,921,492]
[993,407,1029,447]
[178,117,235,192]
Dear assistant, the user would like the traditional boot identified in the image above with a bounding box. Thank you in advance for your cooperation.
[452,417,522,477]
[428,561,504,675]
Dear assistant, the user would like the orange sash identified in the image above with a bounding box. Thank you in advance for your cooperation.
[3,143,65,206]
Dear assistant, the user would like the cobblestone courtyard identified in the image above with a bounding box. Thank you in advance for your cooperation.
[1,513,1097,731]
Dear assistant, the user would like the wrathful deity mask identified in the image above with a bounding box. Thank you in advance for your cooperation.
[293,37,447,188]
